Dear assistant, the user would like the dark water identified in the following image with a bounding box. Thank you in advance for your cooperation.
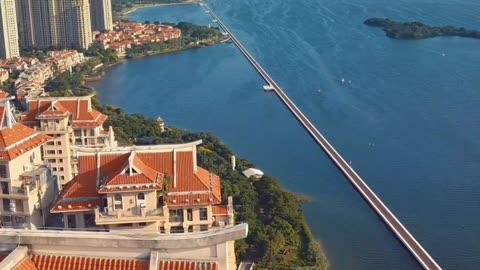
[91,1,480,269]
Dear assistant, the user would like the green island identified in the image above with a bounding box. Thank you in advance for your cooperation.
[364,17,480,40]
[126,22,225,58]
[96,104,328,270]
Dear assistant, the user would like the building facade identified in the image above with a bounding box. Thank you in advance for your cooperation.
[0,97,55,229]
[14,0,93,50]
[0,0,20,59]
[20,95,117,189]
[51,141,234,234]
[89,0,112,32]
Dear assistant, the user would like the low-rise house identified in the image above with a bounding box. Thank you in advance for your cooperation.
[0,98,55,229]
[0,68,8,83]
[20,95,117,188]
[95,22,181,55]
[45,50,85,74]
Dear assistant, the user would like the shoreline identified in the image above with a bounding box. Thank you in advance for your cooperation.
[118,0,200,16]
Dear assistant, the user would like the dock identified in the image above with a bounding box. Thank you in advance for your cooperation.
[202,2,442,270]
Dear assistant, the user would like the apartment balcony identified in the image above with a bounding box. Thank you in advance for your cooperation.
[94,207,167,225]
[39,124,71,133]
[0,186,29,199]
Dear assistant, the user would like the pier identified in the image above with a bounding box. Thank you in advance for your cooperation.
[201,2,442,270]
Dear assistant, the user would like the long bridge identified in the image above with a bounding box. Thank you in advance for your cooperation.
[201,2,442,270]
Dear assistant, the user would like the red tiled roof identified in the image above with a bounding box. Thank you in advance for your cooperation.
[30,254,149,270]
[158,260,218,270]
[15,258,38,270]
[22,98,107,128]
[0,105,51,161]
[212,205,229,216]
[0,91,8,98]
[52,148,222,213]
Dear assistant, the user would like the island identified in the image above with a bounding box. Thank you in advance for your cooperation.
[364,17,480,40]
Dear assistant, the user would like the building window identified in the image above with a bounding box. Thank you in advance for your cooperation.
[199,208,208,221]
[46,150,55,155]
[170,226,184,233]
[58,150,62,154]
[58,159,63,163]
[84,213,95,227]
[60,176,65,180]
[89,129,95,136]
[75,139,82,145]
[137,193,145,200]
[52,167,57,172]
[47,141,55,146]
[67,215,76,228]
[74,130,81,137]
[57,141,62,146]
[169,209,183,222]
[200,225,209,232]
[187,209,193,221]
[0,165,7,178]
[59,167,64,172]
[47,159,56,163]
[139,222,147,227]
[188,225,193,232]
[114,194,123,210]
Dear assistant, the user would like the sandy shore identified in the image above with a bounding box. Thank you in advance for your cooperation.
[120,0,200,15]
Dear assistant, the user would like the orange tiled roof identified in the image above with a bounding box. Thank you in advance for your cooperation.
[15,258,38,270]
[158,260,218,270]
[0,91,8,98]
[212,205,229,216]
[52,148,222,213]
[0,105,51,160]
[30,254,149,270]
[22,98,107,128]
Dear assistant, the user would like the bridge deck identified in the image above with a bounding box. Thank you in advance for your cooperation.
[201,3,442,270]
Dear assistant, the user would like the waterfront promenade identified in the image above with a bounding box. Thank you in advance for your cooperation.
[201,2,442,270]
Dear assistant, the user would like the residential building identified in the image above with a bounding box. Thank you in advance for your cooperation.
[89,0,112,31]
[0,0,20,59]
[53,0,93,50]
[0,222,247,269]
[50,140,234,233]
[50,140,239,269]
[45,49,84,73]
[94,22,181,56]
[0,97,55,229]
[15,0,93,50]
[15,0,57,48]
[20,95,117,188]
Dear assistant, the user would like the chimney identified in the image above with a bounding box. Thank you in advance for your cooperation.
[231,156,236,171]
[96,151,101,189]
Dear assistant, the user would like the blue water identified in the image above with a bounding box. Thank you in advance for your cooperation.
[91,1,480,269]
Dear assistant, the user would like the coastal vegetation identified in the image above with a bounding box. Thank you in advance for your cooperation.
[96,104,328,269]
[364,17,480,40]
[112,0,192,13]
[126,22,223,58]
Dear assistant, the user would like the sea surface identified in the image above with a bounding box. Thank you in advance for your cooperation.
[91,0,480,269]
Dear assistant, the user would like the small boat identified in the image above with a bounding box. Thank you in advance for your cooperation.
[340,78,345,83]
[263,85,274,91]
